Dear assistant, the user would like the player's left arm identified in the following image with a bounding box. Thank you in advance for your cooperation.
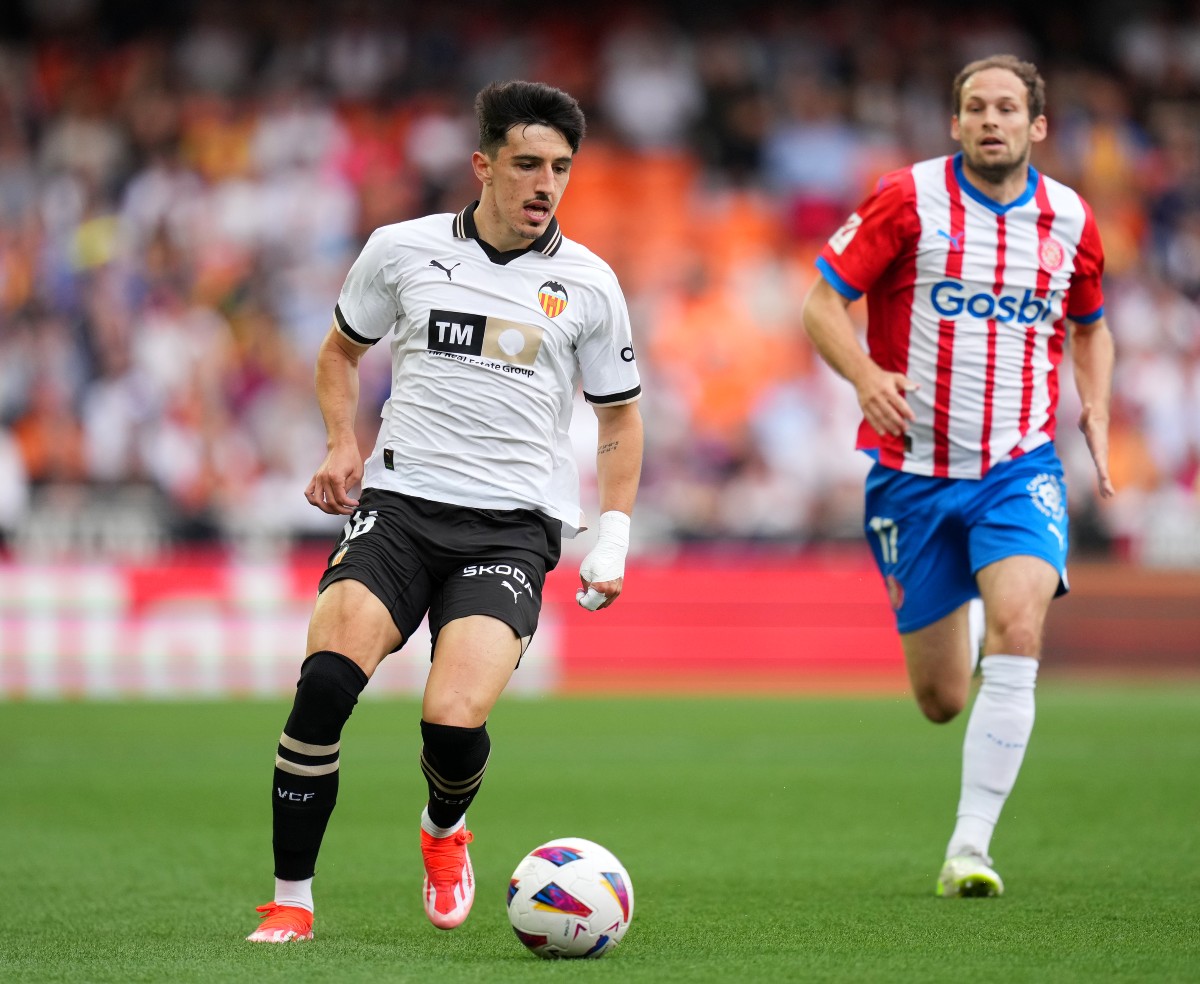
[577,400,644,611]
[1068,314,1116,498]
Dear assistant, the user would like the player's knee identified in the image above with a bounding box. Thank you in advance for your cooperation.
[427,707,489,729]
[915,686,966,723]
[987,617,1044,658]
[423,693,490,729]
[297,650,369,701]
[286,650,369,742]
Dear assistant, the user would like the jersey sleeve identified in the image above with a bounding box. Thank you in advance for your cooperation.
[334,228,401,345]
[577,274,641,406]
[1066,202,1105,324]
[816,170,919,299]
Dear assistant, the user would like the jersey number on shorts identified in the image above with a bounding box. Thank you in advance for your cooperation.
[868,516,899,564]
[332,509,378,565]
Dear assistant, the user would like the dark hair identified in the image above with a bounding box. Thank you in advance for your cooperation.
[952,54,1046,120]
[475,80,586,157]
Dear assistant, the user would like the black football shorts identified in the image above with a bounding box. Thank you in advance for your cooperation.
[317,488,562,655]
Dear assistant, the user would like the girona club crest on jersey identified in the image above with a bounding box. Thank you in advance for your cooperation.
[1038,236,1065,273]
[538,280,568,318]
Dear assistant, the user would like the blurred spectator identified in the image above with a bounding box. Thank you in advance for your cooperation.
[762,71,866,239]
[690,30,770,185]
[598,7,703,151]
[12,370,87,483]
[0,425,28,542]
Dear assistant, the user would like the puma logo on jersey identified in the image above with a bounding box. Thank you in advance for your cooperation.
[430,260,461,280]
[937,229,964,252]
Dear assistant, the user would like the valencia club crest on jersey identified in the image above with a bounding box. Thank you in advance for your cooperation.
[1038,236,1065,273]
[538,281,568,318]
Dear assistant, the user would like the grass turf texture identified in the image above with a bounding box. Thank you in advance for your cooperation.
[1,685,1197,983]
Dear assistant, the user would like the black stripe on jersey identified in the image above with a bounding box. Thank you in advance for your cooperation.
[334,304,376,345]
[585,384,642,405]
[453,201,562,260]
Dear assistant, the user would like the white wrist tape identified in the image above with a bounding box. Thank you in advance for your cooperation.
[576,511,630,611]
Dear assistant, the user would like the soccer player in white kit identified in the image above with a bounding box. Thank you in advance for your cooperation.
[247,81,643,942]
[802,55,1115,897]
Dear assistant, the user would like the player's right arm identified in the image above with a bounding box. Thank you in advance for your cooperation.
[305,324,373,515]
[803,170,922,439]
[801,278,918,439]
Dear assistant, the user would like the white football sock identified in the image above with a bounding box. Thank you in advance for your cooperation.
[966,598,985,673]
[274,876,314,912]
[946,654,1039,863]
[421,805,465,838]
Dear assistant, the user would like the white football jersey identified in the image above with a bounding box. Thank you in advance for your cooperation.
[335,203,641,535]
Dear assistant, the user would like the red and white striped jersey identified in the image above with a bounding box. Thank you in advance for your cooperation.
[816,153,1105,479]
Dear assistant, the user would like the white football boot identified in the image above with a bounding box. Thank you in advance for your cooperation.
[936,854,1005,898]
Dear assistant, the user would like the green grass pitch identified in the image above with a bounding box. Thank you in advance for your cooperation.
[1,684,1197,983]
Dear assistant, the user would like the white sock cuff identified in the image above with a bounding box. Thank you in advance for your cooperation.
[274,877,314,913]
[980,654,1039,688]
[421,805,465,838]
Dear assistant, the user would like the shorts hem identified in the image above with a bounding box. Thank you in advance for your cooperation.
[972,550,1069,597]
[435,605,535,642]
[895,590,979,635]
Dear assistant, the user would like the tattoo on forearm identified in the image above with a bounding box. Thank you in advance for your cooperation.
[598,441,619,455]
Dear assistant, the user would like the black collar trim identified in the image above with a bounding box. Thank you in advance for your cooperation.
[453,201,562,264]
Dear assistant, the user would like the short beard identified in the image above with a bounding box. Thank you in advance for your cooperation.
[964,147,1029,185]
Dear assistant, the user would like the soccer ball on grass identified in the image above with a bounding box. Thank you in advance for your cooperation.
[506,837,634,958]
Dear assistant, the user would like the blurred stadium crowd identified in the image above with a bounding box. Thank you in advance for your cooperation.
[1,0,1199,563]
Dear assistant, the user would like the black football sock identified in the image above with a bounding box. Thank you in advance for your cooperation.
[271,651,368,879]
[420,720,491,830]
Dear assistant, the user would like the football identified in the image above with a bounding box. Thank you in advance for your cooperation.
[506,837,634,958]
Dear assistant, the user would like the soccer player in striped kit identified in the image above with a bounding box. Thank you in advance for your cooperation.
[802,55,1115,897]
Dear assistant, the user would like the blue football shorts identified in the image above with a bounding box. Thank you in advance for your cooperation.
[862,442,1070,634]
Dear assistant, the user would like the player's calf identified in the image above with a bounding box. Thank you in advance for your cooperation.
[272,650,368,878]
